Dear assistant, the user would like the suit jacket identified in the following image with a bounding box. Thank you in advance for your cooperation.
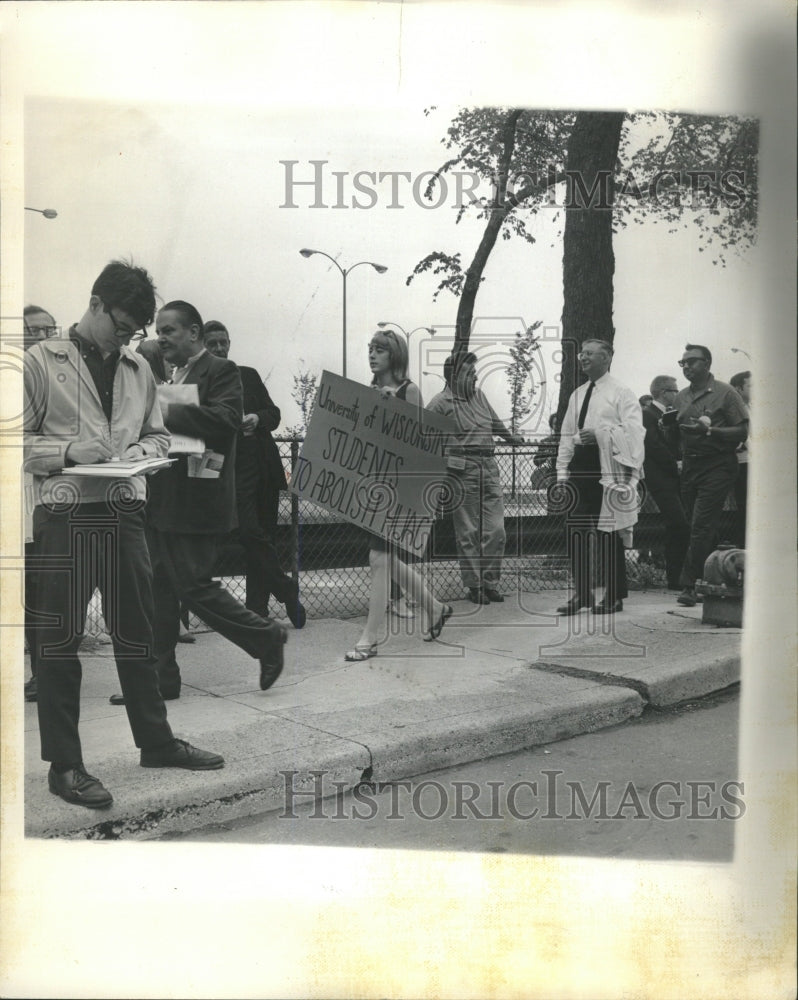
[237,364,288,492]
[147,351,243,534]
[642,403,679,482]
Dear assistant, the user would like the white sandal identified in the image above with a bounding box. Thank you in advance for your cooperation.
[344,644,378,662]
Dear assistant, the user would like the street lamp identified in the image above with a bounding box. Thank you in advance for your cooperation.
[422,370,445,382]
[730,347,751,361]
[377,321,435,377]
[299,248,387,379]
[25,207,58,219]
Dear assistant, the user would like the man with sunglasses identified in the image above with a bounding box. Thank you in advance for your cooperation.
[673,344,749,607]
[641,375,690,590]
[24,260,224,810]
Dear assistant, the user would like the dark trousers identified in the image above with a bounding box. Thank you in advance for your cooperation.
[148,525,283,692]
[32,504,173,765]
[733,462,748,548]
[234,461,297,616]
[679,453,739,587]
[566,447,628,602]
[643,468,690,588]
[24,540,40,677]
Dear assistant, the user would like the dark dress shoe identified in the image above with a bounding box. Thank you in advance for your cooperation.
[48,765,113,809]
[592,597,623,614]
[468,588,490,605]
[110,684,180,706]
[556,595,593,615]
[259,625,288,690]
[286,597,306,630]
[24,676,38,702]
[140,738,224,770]
[677,588,697,607]
[484,589,504,603]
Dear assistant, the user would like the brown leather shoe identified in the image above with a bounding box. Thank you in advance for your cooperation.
[556,595,593,615]
[140,738,224,770]
[48,765,113,809]
[592,597,623,614]
[259,625,288,690]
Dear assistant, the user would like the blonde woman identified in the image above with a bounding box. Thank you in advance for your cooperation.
[345,329,452,660]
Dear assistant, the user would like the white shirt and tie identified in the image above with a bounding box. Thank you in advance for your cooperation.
[556,371,645,535]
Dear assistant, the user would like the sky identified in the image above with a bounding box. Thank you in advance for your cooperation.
[23,98,758,437]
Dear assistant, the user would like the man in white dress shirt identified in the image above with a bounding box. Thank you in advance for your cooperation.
[555,339,645,615]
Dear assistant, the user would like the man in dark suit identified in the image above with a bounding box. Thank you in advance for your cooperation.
[641,375,690,590]
[109,301,287,705]
[202,321,305,629]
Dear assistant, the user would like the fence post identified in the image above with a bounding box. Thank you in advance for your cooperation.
[290,438,300,582]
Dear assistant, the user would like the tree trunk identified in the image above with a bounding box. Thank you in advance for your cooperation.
[454,109,523,358]
[556,111,625,424]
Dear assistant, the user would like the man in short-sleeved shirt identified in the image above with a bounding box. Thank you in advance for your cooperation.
[427,352,523,604]
[673,343,748,606]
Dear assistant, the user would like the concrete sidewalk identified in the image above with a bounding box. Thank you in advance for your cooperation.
[23,589,742,840]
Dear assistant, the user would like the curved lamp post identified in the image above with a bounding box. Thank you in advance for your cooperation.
[377,321,435,378]
[25,207,58,219]
[730,347,751,362]
[299,248,387,378]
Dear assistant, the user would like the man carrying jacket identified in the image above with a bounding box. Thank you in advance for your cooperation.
[24,261,223,810]
[110,300,288,704]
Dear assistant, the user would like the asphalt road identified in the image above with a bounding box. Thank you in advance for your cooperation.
[162,685,741,861]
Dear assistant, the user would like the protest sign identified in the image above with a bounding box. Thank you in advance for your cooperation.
[291,371,455,557]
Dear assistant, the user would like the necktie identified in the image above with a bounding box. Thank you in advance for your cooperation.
[577,381,595,430]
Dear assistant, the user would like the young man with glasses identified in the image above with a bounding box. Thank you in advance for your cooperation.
[555,339,645,615]
[673,344,749,606]
[24,260,224,810]
[641,375,690,590]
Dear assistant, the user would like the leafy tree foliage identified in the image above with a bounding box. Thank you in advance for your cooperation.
[409,107,758,382]
[284,361,318,438]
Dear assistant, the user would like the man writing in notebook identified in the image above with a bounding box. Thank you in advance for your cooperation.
[24,260,224,810]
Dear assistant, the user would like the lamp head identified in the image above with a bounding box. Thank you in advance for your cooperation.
[299,248,315,258]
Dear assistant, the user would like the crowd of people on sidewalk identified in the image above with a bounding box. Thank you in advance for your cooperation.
[20,259,750,811]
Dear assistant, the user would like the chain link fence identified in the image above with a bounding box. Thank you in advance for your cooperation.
[84,438,740,637]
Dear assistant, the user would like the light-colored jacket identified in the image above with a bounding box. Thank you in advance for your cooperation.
[557,372,645,535]
[24,337,169,506]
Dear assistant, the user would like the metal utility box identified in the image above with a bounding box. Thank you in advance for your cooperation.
[695,543,745,628]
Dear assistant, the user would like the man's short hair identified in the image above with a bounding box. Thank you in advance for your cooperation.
[91,260,157,330]
[202,320,228,339]
[650,375,677,396]
[685,343,712,365]
[730,370,751,391]
[160,300,204,333]
[443,351,478,387]
[24,304,55,322]
[581,338,614,358]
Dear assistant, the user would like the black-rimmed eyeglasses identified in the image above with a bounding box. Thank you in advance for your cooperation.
[104,304,147,341]
[678,358,706,368]
[24,323,60,339]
